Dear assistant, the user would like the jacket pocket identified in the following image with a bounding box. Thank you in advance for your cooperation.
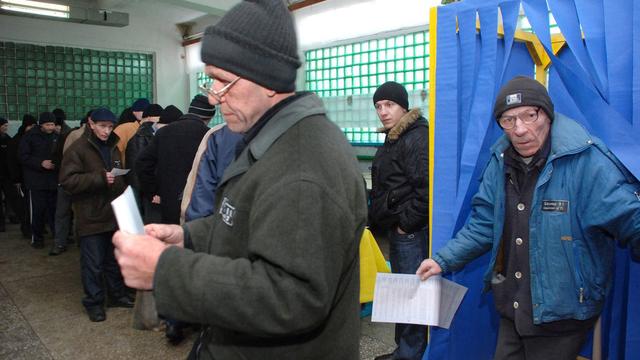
[571,241,586,304]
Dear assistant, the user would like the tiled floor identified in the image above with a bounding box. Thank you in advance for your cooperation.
[0,223,395,360]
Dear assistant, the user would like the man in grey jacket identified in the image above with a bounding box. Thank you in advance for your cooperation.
[112,1,367,359]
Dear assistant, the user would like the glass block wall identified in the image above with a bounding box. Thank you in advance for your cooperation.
[304,30,429,145]
[196,72,225,127]
[0,41,153,121]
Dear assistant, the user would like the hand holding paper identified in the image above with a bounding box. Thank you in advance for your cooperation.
[110,168,131,177]
[371,273,467,329]
[111,186,169,290]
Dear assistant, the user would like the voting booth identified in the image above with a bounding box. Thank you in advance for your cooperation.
[426,0,640,359]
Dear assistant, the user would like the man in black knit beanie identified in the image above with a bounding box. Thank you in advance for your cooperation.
[113,1,368,359]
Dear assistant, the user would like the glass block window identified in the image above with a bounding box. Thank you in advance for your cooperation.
[196,71,225,127]
[303,31,429,145]
[304,30,429,98]
[0,41,153,121]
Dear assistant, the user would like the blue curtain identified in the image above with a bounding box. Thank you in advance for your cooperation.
[428,0,640,359]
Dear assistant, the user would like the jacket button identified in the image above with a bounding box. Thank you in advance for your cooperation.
[513,301,519,309]
[517,203,525,211]
[515,271,522,279]
[515,237,523,245]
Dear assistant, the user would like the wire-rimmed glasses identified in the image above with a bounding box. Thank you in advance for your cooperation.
[198,76,241,103]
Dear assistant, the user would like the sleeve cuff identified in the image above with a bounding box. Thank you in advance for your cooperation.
[432,253,450,274]
[182,225,193,250]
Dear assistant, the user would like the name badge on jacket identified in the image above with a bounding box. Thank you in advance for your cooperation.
[542,200,569,212]
[219,197,236,226]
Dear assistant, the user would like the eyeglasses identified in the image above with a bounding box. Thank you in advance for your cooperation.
[198,76,241,103]
[498,107,541,129]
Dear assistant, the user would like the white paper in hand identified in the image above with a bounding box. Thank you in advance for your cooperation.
[111,186,144,235]
[371,273,467,329]
[110,168,131,177]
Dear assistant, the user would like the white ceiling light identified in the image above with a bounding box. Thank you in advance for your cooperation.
[1,4,69,17]
[1,0,69,18]
[2,0,68,11]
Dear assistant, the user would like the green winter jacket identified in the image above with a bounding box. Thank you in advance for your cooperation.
[153,93,367,360]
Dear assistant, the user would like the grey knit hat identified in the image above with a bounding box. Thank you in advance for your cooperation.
[200,0,301,92]
[493,76,554,122]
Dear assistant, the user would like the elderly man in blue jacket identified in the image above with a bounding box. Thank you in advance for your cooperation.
[417,76,640,360]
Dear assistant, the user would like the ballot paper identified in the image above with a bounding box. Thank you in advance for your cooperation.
[371,273,467,329]
[111,186,144,235]
[110,168,130,177]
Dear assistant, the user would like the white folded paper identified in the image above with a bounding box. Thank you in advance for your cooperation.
[110,186,144,235]
[371,273,467,329]
[110,168,130,177]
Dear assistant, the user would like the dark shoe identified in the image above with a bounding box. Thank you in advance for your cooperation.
[374,354,394,360]
[49,245,67,256]
[31,241,44,249]
[165,323,185,345]
[107,296,135,308]
[87,307,106,322]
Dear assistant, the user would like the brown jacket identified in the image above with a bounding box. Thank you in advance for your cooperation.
[60,131,126,237]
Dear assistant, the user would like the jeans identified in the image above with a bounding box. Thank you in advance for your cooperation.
[388,228,428,360]
[80,231,127,309]
[54,185,72,247]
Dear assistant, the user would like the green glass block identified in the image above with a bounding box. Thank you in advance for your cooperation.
[405,34,414,46]
[416,45,425,57]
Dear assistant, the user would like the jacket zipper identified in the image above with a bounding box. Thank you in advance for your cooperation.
[571,241,585,303]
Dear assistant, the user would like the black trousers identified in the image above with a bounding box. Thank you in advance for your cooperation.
[494,317,592,360]
[0,177,20,228]
[29,189,57,243]
[80,231,127,309]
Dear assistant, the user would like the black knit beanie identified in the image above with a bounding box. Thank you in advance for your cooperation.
[142,104,164,118]
[159,105,184,125]
[22,114,37,127]
[493,76,554,121]
[373,81,409,111]
[200,0,301,92]
[38,112,56,125]
[189,95,216,119]
[0,117,7,125]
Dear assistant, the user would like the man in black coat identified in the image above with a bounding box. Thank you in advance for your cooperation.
[126,104,163,224]
[369,81,429,360]
[0,117,20,232]
[18,112,59,248]
[7,114,37,238]
[136,105,208,226]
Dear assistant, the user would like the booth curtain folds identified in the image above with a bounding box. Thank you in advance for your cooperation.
[427,0,640,359]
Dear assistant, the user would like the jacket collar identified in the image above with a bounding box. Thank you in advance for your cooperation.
[378,108,422,141]
[491,113,593,160]
[219,92,326,186]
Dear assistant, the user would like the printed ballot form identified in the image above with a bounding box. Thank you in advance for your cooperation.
[111,186,144,235]
[371,273,467,329]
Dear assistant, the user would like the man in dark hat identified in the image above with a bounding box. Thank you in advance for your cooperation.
[18,112,59,248]
[369,81,429,360]
[7,114,38,237]
[417,76,640,360]
[126,103,164,224]
[113,1,367,359]
[60,107,132,322]
[114,98,150,164]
